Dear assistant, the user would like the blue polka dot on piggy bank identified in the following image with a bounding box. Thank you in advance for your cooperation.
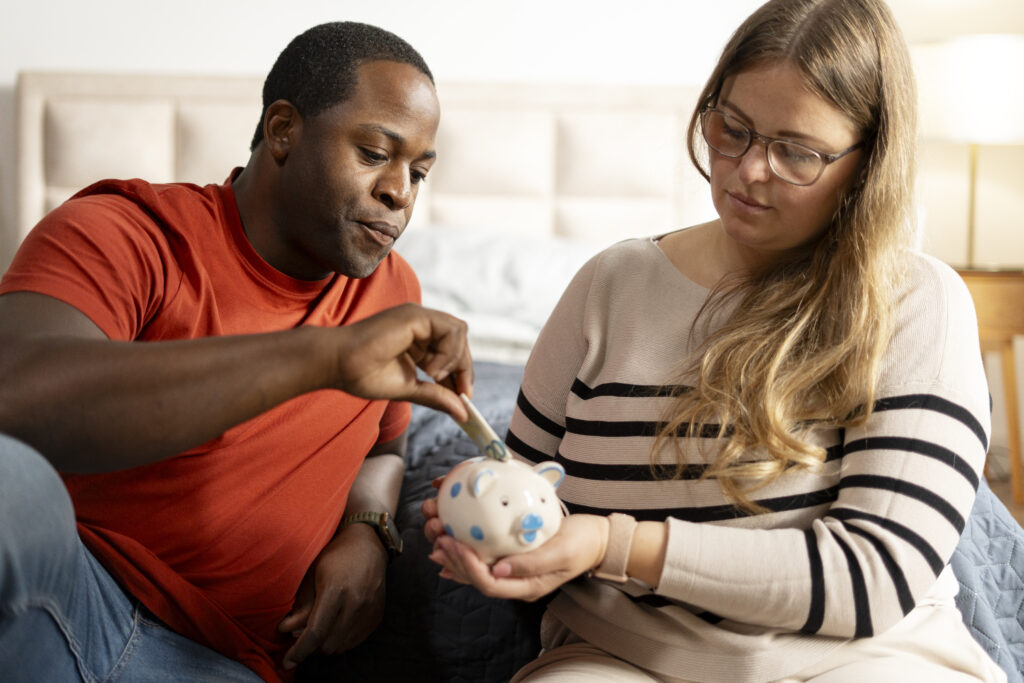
[437,455,566,564]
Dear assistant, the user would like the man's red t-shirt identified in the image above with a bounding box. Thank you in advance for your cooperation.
[0,175,419,681]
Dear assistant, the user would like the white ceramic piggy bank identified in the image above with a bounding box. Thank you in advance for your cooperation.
[437,456,566,564]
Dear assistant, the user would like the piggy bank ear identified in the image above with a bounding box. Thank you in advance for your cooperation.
[533,462,565,488]
[471,468,497,497]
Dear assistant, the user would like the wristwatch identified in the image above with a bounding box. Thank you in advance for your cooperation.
[341,511,403,561]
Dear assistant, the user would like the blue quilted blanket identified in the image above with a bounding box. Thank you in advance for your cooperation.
[301,361,1024,682]
[952,477,1024,681]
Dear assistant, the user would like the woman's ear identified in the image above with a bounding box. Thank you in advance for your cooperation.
[262,100,301,164]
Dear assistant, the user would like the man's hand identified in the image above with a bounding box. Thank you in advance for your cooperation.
[330,303,473,422]
[278,522,389,670]
[427,514,610,603]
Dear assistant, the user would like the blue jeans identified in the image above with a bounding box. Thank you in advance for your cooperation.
[0,434,263,682]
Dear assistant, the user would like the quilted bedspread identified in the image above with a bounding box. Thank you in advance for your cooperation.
[300,361,1024,682]
[952,477,1024,682]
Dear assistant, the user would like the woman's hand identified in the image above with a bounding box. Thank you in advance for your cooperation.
[427,513,610,603]
[420,478,447,544]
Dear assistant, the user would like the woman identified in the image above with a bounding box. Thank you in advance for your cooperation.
[425,0,1006,680]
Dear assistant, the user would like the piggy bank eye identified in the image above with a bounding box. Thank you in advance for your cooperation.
[501,496,510,507]
[540,496,547,504]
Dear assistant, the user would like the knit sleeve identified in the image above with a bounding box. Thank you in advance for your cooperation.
[656,256,990,638]
[505,253,599,465]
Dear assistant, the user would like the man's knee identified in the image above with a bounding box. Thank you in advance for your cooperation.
[0,433,74,524]
[0,433,78,602]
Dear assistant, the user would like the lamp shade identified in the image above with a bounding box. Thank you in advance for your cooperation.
[936,34,1024,144]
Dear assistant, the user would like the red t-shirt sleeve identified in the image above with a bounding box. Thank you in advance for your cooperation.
[0,192,173,340]
[378,400,412,443]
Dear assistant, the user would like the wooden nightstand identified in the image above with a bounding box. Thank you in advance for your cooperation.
[956,269,1024,504]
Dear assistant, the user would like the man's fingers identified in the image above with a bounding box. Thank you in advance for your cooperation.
[283,623,321,668]
[281,587,344,668]
[277,611,306,634]
[409,381,469,422]
[413,308,473,394]
[335,304,473,406]
[277,597,313,633]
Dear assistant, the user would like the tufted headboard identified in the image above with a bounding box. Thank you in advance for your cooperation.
[15,72,263,242]
[14,71,714,248]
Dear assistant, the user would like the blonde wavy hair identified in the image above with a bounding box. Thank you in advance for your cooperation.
[654,0,919,511]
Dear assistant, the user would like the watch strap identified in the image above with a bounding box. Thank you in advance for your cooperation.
[592,513,637,583]
[341,511,403,560]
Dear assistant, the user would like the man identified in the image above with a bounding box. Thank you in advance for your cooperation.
[0,22,469,682]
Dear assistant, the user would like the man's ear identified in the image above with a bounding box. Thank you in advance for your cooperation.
[263,100,301,164]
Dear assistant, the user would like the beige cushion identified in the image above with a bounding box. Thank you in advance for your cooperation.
[177,103,260,184]
[45,99,175,187]
[432,109,554,196]
[16,72,261,241]
[556,112,678,197]
[17,73,712,247]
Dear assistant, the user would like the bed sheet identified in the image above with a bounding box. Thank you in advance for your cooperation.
[396,227,600,364]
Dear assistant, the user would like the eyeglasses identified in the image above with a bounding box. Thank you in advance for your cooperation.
[700,107,862,186]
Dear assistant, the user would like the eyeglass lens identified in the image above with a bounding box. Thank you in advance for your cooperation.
[702,109,825,186]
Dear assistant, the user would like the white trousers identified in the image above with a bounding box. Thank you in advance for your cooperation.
[511,604,1007,683]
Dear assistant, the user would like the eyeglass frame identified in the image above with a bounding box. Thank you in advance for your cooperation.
[699,107,863,186]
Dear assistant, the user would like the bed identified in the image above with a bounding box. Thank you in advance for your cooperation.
[11,71,1024,682]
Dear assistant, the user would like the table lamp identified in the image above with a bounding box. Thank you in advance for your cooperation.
[934,34,1024,267]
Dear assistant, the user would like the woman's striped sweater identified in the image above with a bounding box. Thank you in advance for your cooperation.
[506,234,990,682]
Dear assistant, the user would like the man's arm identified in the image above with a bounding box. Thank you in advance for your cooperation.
[344,433,407,518]
[0,292,471,472]
[332,433,408,563]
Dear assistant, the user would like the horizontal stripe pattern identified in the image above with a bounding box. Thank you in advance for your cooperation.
[505,241,989,669]
[837,475,966,533]
[843,436,979,490]
[516,389,565,439]
[628,594,725,625]
[521,380,974,522]
[513,377,985,638]
[571,378,687,399]
[873,394,988,451]
[828,508,944,575]
[563,486,838,522]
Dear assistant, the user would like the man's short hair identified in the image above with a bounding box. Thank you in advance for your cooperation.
[250,21,434,150]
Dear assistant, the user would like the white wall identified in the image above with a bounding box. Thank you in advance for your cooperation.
[0,0,765,272]
[3,0,1020,87]
[2,0,1023,272]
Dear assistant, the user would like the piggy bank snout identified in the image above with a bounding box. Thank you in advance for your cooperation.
[519,512,545,544]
